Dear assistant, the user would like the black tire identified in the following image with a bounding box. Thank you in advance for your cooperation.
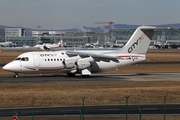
[14,74,19,78]
[66,73,75,77]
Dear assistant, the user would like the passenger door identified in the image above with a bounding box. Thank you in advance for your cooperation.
[33,54,40,67]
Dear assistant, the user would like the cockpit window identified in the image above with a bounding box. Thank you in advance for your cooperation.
[15,57,21,61]
[15,57,29,61]
[25,57,29,61]
[21,57,29,61]
[21,57,26,61]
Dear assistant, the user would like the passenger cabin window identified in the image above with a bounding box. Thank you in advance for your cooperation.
[44,58,62,62]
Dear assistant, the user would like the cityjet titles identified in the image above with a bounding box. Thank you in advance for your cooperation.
[128,39,139,53]
[128,34,145,53]
[40,54,57,57]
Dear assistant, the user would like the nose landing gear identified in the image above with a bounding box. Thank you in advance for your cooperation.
[14,73,19,78]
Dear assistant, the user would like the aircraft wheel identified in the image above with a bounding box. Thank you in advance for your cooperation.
[82,75,90,78]
[66,73,75,77]
[14,73,19,78]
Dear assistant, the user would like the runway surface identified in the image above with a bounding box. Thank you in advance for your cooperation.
[0,73,180,84]
[0,104,180,117]
[1,73,180,118]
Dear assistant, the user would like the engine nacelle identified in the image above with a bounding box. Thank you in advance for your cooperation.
[75,57,94,70]
[75,61,91,70]
[62,60,75,69]
[62,56,80,69]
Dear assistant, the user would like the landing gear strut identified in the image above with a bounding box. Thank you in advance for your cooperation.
[14,73,19,78]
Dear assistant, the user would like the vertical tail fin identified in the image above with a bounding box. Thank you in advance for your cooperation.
[58,39,63,47]
[121,26,156,54]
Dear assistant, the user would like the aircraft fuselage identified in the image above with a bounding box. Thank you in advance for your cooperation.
[3,51,145,74]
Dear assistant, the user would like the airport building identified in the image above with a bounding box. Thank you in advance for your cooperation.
[109,28,180,47]
[1,27,180,48]
[5,28,26,37]
[0,28,38,47]
[32,28,180,47]
[32,30,108,47]
[0,29,5,42]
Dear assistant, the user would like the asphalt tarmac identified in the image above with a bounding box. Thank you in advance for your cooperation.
[0,104,180,117]
[1,73,180,118]
[0,73,180,84]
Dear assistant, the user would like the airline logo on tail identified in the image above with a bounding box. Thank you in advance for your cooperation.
[128,34,145,53]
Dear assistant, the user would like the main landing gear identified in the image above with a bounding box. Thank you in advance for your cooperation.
[66,73,76,77]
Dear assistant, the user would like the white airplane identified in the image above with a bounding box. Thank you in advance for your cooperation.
[84,37,99,48]
[110,40,124,48]
[34,39,64,50]
[3,26,157,78]
[0,42,15,47]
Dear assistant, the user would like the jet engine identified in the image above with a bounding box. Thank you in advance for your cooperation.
[62,60,75,69]
[75,57,94,70]
[75,61,91,70]
[62,56,80,69]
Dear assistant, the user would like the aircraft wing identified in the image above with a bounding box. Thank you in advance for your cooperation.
[66,50,118,62]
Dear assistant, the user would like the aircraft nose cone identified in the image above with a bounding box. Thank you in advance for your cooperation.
[3,64,11,71]
[3,61,20,72]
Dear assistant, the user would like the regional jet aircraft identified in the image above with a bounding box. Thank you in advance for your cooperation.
[33,39,64,50]
[0,42,15,47]
[3,26,157,78]
[84,37,100,48]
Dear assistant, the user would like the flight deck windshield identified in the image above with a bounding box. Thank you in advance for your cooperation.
[15,57,21,61]
[15,57,29,61]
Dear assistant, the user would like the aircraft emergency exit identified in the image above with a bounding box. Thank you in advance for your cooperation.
[3,26,157,78]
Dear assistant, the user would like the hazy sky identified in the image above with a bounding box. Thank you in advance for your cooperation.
[0,0,180,30]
